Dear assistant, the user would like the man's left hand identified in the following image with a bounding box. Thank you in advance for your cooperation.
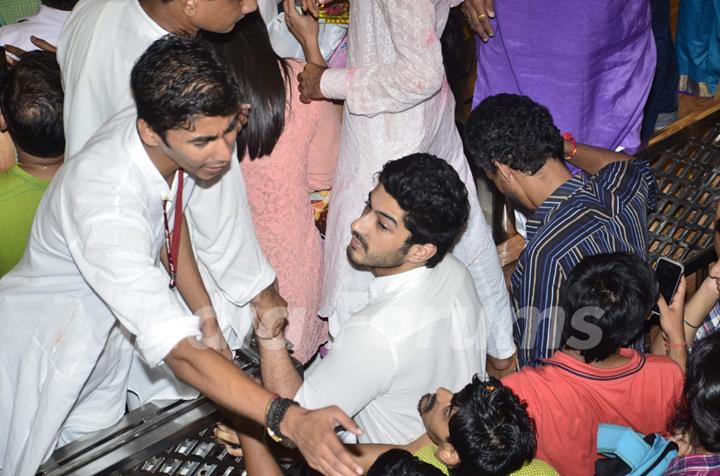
[298,63,328,104]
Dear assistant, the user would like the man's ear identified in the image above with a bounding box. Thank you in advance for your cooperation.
[436,442,460,468]
[180,0,198,17]
[406,243,437,265]
[137,119,164,148]
[493,160,513,183]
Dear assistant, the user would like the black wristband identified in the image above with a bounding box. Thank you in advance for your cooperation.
[266,397,299,445]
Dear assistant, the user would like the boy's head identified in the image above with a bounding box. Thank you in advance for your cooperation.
[560,252,659,363]
[418,376,536,476]
[132,35,243,182]
[367,449,446,476]
[0,51,64,158]
[347,154,470,272]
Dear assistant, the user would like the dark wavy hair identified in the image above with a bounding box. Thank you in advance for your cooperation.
[0,50,64,157]
[131,35,241,139]
[377,154,470,268]
[671,331,720,453]
[560,252,658,363]
[204,11,291,159]
[367,449,445,476]
[464,93,564,175]
[448,376,536,476]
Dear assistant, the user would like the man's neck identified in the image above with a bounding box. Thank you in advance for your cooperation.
[142,139,179,186]
[139,0,199,37]
[372,261,425,278]
[526,159,573,210]
[16,148,63,181]
[561,348,631,369]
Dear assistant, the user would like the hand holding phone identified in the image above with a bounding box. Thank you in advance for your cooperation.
[656,257,684,305]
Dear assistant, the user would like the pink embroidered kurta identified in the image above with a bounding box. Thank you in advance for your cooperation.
[241,60,340,363]
[317,0,515,360]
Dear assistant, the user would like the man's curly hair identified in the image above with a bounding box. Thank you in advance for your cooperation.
[464,94,564,175]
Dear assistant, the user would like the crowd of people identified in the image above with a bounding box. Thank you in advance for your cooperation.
[0,0,719,475]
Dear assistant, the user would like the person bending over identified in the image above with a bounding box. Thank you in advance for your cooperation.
[465,93,657,366]
[502,252,685,475]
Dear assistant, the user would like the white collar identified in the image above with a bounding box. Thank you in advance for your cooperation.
[367,264,434,301]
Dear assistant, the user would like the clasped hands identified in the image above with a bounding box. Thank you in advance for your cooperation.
[252,280,290,344]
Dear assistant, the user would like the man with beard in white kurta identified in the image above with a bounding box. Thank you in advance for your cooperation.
[57,0,264,405]
[291,0,515,368]
[0,36,364,476]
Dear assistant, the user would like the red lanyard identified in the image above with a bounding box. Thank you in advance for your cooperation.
[162,169,184,289]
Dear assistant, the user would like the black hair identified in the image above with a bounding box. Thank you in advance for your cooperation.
[204,11,290,160]
[42,0,79,10]
[464,93,564,175]
[0,50,64,157]
[560,252,658,363]
[367,449,446,476]
[131,35,241,139]
[377,154,469,268]
[672,331,720,453]
[448,376,536,476]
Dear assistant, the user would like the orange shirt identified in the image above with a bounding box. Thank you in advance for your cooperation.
[503,349,684,476]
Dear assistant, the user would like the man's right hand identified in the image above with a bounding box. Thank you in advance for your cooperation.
[462,0,495,42]
[281,405,363,476]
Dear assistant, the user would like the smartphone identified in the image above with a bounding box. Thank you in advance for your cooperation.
[655,257,684,305]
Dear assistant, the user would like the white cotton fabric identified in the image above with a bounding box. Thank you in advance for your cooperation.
[0,5,70,53]
[0,108,206,475]
[317,0,515,359]
[295,254,487,444]
[56,0,275,405]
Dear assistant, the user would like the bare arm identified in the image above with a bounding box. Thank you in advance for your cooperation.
[165,338,364,476]
[657,278,688,371]
[252,282,304,397]
[566,140,633,175]
[283,0,326,66]
[682,261,720,343]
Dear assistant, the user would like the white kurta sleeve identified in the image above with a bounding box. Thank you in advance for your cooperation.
[320,0,444,116]
[65,192,201,367]
[294,321,396,417]
[186,157,276,306]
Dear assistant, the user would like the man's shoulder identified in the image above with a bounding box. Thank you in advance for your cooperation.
[641,353,684,377]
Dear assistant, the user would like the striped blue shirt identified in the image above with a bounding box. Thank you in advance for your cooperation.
[512,159,657,367]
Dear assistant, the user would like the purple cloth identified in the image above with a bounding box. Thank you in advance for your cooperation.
[473,0,656,153]
[664,454,720,475]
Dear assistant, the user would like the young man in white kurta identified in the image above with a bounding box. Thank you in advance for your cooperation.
[296,0,514,364]
[255,155,486,445]
[57,0,262,403]
[0,37,362,476]
[297,254,486,443]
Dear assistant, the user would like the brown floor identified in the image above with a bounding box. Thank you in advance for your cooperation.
[649,94,720,145]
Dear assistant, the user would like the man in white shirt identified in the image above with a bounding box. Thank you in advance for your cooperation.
[256,154,487,444]
[0,36,361,476]
[289,0,515,371]
[57,0,266,404]
[0,0,76,53]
